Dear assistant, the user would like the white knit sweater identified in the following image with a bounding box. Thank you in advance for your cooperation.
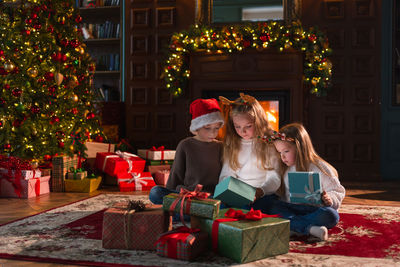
[282,162,346,210]
[219,139,281,196]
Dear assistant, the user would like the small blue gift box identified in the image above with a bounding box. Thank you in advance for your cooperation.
[288,172,323,205]
[213,176,256,208]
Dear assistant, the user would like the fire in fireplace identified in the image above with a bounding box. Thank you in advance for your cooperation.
[202,89,290,132]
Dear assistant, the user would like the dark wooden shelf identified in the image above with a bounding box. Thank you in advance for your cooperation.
[92,70,120,75]
[83,38,120,44]
[79,6,120,17]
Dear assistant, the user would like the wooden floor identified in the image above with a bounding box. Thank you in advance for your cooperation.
[1,181,400,266]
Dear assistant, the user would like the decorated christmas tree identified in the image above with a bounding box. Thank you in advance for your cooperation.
[0,0,103,162]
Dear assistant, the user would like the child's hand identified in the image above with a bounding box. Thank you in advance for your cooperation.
[321,191,333,206]
[254,188,264,201]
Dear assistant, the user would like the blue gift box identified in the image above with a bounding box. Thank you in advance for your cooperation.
[288,172,323,205]
[213,176,256,208]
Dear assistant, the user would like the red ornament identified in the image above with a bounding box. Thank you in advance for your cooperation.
[30,105,40,114]
[259,33,270,42]
[12,119,23,127]
[33,24,42,30]
[43,154,51,161]
[58,141,65,148]
[243,40,251,48]
[95,136,104,142]
[12,89,22,97]
[25,18,33,24]
[71,108,78,114]
[50,116,60,124]
[86,112,95,119]
[44,72,54,81]
[32,13,38,19]
[25,29,31,35]
[0,121,3,127]
[4,144,11,150]
[75,15,82,23]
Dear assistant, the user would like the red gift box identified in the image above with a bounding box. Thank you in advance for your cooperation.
[0,176,50,198]
[102,202,172,250]
[117,172,156,191]
[154,169,170,186]
[95,151,145,176]
[155,226,209,261]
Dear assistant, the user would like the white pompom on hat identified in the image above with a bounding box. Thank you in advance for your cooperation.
[189,98,224,134]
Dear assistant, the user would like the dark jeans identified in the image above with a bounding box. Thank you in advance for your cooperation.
[254,194,340,235]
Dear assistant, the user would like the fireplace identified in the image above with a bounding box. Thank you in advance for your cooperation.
[189,49,305,132]
[202,90,290,131]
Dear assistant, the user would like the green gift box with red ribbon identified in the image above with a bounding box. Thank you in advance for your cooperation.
[191,208,290,263]
[162,185,220,220]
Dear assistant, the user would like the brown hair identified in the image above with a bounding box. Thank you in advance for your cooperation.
[278,122,338,177]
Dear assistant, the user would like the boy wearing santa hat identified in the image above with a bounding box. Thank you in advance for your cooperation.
[149,98,224,205]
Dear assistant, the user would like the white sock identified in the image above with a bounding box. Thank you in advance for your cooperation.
[309,226,328,241]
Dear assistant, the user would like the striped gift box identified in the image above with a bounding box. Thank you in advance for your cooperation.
[51,155,78,192]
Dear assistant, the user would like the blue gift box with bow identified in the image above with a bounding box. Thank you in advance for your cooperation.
[288,172,322,205]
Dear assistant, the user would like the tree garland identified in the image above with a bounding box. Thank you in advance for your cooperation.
[163,21,333,97]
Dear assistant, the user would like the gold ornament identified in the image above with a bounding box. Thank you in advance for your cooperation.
[70,145,74,151]
[207,42,213,49]
[68,75,78,88]
[27,67,38,77]
[4,61,15,72]
[284,42,292,49]
[215,40,224,48]
[71,94,79,102]
[55,72,64,85]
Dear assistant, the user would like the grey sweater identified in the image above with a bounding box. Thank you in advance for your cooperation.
[166,137,223,194]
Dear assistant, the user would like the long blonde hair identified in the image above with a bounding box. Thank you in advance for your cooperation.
[220,93,275,171]
[279,122,338,177]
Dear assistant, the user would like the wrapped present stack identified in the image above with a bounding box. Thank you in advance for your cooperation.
[138,146,175,168]
[51,155,79,192]
[85,141,115,168]
[64,167,102,193]
[95,151,156,192]
[0,156,50,198]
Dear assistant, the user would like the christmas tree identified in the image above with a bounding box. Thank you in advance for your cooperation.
[0,0,103,162]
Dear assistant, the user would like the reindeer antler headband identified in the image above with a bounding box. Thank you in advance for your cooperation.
[259,130,295,144]
[219,93,257,107]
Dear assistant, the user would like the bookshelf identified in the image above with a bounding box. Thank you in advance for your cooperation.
[78,1,124,102]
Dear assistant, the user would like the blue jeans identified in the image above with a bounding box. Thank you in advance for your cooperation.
[148,185,190,222]
[148,185,178,204]
[257,195,340,235]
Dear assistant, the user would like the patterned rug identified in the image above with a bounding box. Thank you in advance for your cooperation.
[0,194,399,267]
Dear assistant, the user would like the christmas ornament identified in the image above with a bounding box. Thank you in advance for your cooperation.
[27,67,38,77]
[12,88,22,97]
[4,144,11,150]
[4,61,15,72]
[43,155,52,161]
[71,94,78,102]
[86,112,95,119]
[16,103,25,112]
[30,160,39,169]
[55,72,64,85]
[58,141,65,148]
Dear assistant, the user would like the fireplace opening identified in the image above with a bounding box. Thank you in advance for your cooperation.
[202,89,290,131]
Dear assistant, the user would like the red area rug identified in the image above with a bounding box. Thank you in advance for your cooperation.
[0,194,399,267]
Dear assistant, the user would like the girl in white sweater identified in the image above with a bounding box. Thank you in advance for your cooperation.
[218,93,281,208]
[267,122,346,241]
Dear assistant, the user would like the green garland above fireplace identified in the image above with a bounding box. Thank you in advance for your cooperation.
[163,20,332,97]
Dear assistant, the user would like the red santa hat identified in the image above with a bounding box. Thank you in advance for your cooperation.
[189,98,224,133]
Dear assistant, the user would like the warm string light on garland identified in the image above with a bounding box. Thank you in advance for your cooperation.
[163,21,333,97]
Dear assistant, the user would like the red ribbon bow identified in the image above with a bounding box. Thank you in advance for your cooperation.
[169,184,210,227]
[211,208,280,252]
[150,146,165,151]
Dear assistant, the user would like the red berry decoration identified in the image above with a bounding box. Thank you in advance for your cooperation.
[12,89,22,97]
[86,112,95,119]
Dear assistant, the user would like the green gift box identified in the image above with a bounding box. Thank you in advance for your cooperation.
[191,209,290,263]
[163,193,220,220]
[213,176,256,208]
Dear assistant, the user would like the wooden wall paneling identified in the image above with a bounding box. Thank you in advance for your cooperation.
[302,0,381,181]
[125,0,196,150]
